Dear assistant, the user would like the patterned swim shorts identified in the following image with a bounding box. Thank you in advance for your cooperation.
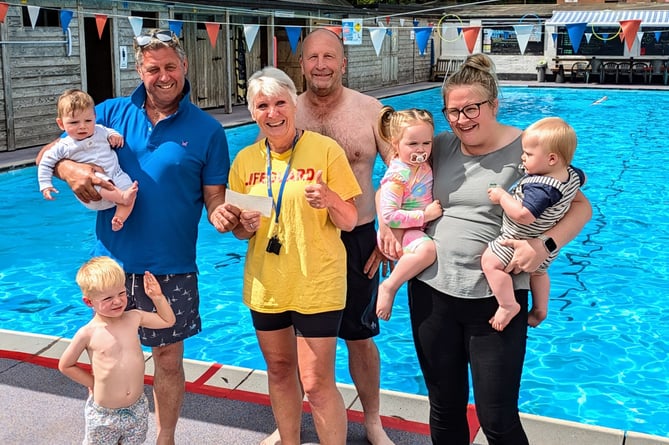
[83,392,148,445]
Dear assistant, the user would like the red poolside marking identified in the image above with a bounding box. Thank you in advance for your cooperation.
[1,348,480,438]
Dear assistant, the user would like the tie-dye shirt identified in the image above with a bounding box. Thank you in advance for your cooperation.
[379,158,434,229]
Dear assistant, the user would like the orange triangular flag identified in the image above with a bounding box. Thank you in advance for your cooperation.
[620,19,642,51]
[461,26,481,54]
[205,22,220,49]
[0,2,9,23]
[325,26,342,37]
[95,14,107,39]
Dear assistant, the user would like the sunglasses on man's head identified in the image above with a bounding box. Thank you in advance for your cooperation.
[134,30,178,48]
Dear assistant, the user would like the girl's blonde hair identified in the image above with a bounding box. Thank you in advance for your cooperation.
[524,117,577,164]
[443,53,499,104]
[57,89,95,119]
[377,106,434,152]
[76,256,126,298]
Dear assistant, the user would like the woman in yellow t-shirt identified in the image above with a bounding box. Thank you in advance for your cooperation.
[228,67,361,445]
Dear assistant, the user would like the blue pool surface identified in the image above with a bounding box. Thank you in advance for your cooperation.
[1,87,669,438]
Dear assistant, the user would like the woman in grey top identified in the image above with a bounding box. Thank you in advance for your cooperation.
[404,54,592,444]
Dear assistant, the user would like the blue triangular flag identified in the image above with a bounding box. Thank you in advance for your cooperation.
[169,20,183,37]
[60,10,73,34]
[285,26,301,54]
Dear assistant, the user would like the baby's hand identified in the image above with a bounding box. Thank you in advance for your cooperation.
[424,200,443,222]
[42,187,59,200]
[487,186,507,204]
[143,271,165,300]
[108,134,124,148]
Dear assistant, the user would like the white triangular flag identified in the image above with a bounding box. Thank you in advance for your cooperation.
[513,25,534,55]
[128,16,143,37]
[244,24,260,52]
[28,6,40,29]
[369,27,385,56]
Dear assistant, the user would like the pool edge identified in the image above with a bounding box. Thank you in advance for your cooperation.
[2,329,668,445]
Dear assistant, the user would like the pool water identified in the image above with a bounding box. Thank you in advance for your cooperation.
[1,87,668,438]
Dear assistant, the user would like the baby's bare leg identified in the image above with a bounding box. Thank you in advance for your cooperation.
[100,181,138,231]
[528,272,550,327]
[377,240,435,321]
[482,248,520,331]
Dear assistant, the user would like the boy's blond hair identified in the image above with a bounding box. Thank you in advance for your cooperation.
[76,256,126,297]
[57,89,95,120]
[524,117,577,164]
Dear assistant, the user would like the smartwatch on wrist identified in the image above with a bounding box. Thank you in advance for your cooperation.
[538,234,558,254]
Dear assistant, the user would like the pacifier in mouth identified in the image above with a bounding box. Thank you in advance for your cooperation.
[410,153,428,163]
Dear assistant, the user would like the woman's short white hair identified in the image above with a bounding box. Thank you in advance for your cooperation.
[246,67,298,114]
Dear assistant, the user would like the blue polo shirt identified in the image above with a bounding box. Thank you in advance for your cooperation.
[93,82,230,274]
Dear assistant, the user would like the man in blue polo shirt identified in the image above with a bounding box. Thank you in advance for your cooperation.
[37,29,239,444]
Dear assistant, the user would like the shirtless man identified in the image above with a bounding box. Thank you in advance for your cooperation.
[262,28,396,445]
[59,256,176,445]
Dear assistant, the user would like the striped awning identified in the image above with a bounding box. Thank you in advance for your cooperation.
[545,10,669,27]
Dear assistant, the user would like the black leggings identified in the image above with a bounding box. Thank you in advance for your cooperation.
[408,279,529,445]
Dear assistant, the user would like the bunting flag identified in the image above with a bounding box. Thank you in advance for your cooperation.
[128,16,143,37]
[27,5,40,29]
[399,18,405,27]
[95,14,107,39]
[369,27,385,56]
[637,31,644,44]
[325,26,343,38]
[324,26,342,37]
[655,31,662,42]
[415,27,432,56]
[205,22,219,49]
[244,24,260,51]
[552,32,558,48]
[0,2,8,23]
[461,26,481,54]
[585,33,592,43]
[168,20,183,37]
[513,24,534,55]
[565,22,587,54]
[285,26,302,53]
[620,19,641,51]
[60,9,73,33]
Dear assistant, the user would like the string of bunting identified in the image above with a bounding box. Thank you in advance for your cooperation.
[1,2,664,56]
[0,1,441,57]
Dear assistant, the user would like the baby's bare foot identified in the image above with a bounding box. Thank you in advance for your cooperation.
[111,216,125,232]
[376,281,395,321]
[489,303,520,331]
[119,181,139,206]
[528,308,547,327]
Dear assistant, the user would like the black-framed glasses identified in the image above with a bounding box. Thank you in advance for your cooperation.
[442,100,490,123]
[134,30,178,48]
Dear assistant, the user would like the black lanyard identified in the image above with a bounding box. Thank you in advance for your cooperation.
[265,131,300,224]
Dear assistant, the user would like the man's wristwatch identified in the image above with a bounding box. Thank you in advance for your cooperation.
[538,234,558,254]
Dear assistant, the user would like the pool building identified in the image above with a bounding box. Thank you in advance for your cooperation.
[2,0,669,153]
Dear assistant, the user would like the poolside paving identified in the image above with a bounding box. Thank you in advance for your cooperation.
[2,80,669,444]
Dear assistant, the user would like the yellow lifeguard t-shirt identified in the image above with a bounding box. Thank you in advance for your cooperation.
[229,130,362,314]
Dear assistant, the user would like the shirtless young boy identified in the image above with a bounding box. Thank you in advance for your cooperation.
[58,256,176,445]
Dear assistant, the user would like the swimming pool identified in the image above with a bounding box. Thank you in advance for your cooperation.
[1,86,668,438]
